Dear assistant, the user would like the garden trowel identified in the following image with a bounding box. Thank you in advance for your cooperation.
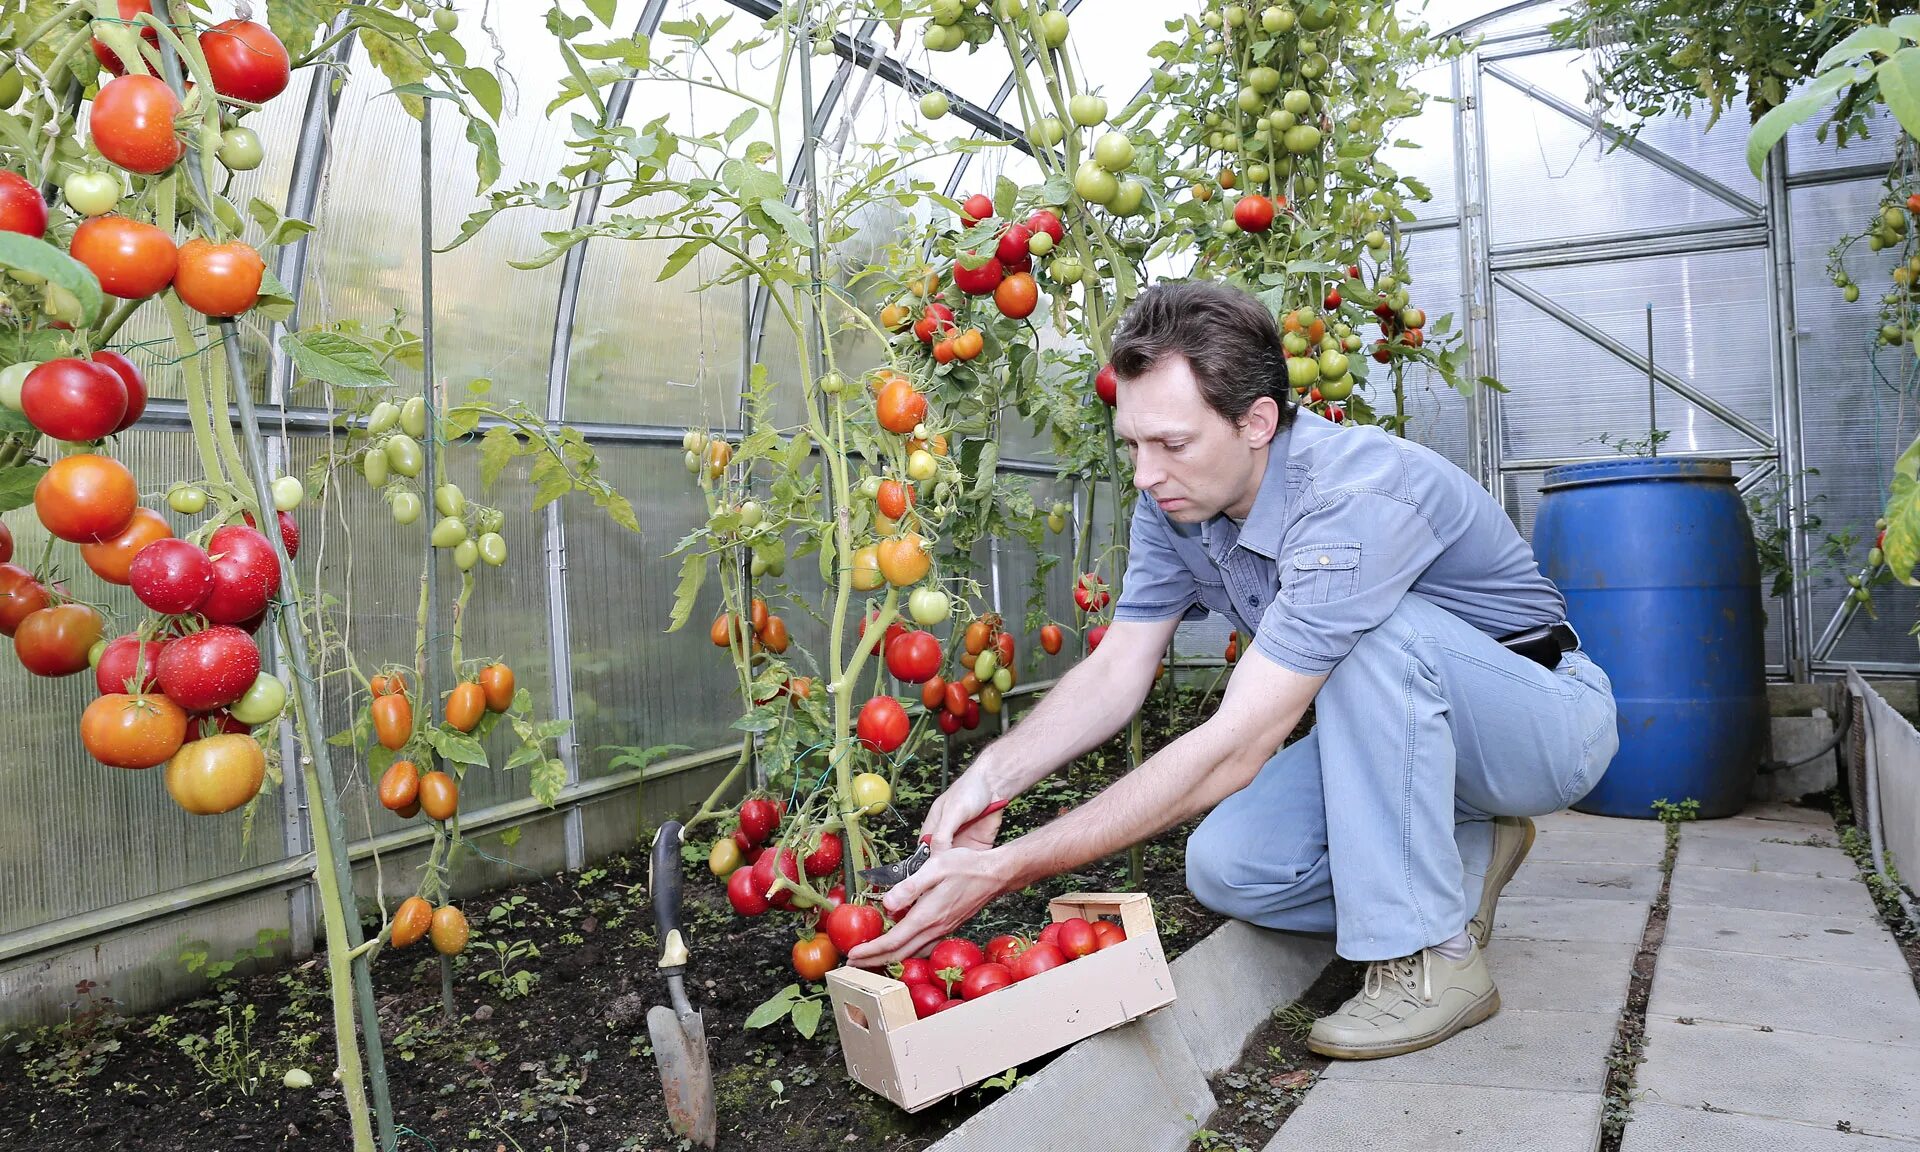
[647,820,716,1147]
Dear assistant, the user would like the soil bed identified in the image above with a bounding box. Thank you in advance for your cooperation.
[0,689,1298,1152]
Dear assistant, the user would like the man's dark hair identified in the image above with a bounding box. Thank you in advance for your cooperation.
[1109,280,1296,427]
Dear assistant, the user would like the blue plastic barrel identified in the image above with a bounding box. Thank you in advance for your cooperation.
[1532,458,1767,819]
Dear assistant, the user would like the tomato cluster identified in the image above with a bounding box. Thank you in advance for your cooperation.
[891,915,1130,1017]
[387,895,469,957]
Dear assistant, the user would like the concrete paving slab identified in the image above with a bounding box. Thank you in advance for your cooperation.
[1647,946,1920,1043]
[1660,904,1904,970]
[1669,864,1881,921]
[1167,921,1337,1077]
[1735,801,1835,826]
[1536,808,1663,835]
[1264,1081,1602,1152]
[1493,896,1650,945]
[1638,1017,1920,1139]
[1533,827,1666,866]
[1621,1100,1920,1151]
[929,1004,1213,1152]
[1485,938,1640,1015]
[1505,860,1665,903]
[1676,835,1855,877]
[1320,1008,1615,1093]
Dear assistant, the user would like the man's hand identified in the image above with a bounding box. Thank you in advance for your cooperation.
[921,766,1007,852]
[845,846,1014,968]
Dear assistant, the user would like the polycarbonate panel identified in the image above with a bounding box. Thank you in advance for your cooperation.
[1791,181,1920,666]
[1398,227,1473,472]
[1479,64,1753,248]
[1397,61,1460,221]
[563,444,747,778]
[0,428,289,937]
[1472,0,1570,36]
[995,473,1079,676]
[1492,248,1774,462]
[1496,49,1762,204]
[1064,3,1198,110]
[1787,85,1899,175]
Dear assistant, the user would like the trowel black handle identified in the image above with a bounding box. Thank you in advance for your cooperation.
[651,820,686,965]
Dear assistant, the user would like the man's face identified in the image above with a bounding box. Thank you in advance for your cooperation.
[1113,354,1274,523]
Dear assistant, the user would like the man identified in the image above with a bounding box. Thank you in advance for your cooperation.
[846,280,1619,1059]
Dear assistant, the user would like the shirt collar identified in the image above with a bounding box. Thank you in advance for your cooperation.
[1222,416,1297,559]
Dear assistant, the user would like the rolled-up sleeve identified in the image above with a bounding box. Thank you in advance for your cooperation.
[1112,497,1201,623]
[1253,489,1445,675]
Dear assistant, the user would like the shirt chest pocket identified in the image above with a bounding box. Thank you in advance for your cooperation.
[1193,574,1236,617]
[1288,543,1361,606]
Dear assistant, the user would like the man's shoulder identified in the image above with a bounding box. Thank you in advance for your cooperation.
[1288,419,1423,503]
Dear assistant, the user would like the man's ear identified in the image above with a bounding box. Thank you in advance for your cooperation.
[1241,396,1281,450]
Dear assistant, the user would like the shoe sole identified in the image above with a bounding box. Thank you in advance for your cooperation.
[1306,987,1502,1060]
[1471,817,1537,948]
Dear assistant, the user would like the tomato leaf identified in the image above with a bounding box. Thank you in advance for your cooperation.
[280,330,392,389]
[668,549,706,633]
[758,197,813,248]
[460,67,503,122]
[724,107,760,145]
[528,453,574,511]
[466,116,503,194]
[252,267,297,324]
[429,729,491,768]
[0,232,104,327]
[1883,433,1920,586]
[720,158,785,204]
[531,758,567,807]
[268,0,330,57]
[745,985,801,1030]
[478,424,521,491]
[791,998,823,1038]
[584,0,620,27]
[1745,66,1858,179]
[361,28,432,120]
[424,29,465,67]
[0,464,46,515]
[499,826,523,850]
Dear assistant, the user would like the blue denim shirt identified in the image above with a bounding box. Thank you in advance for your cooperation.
[1112,409,1567,676]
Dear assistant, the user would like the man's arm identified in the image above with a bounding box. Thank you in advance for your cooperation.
[848,647,1322,966]
[923,616,1179,850]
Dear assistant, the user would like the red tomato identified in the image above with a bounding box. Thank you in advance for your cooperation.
[995,224,1032,266]
[91,350,148,432]
[90,75,184,175]
[155,624,260,711]
[985,934,1026,965]
[34,454,137,543]
[930,998,963,1014]
[910,981,950,1019]
[933,338,957,365]
[995,631,1015,666]
[1087,624,1108,651]
[860,610,909,656]
[738,796,779,843]
[928,937,984,977]
[962,698,981,729]
[960,193,994,227]
[938,709,962,735]
[874,379,928,435]
[80,506,170,584]
[896,957,937,986]
[807,883,846,928]
[1074,573,1111,613]
[1091,920,1127,950]
[0,564,49,636]
[1026,209,1065,244]
[1037,921,1064,950]
[199,20,291,103]
[129,537,213,614]
[856,695,910,754]
[0,171,48,238]
[913,302,956,344]
[1056,917,1097,959]
[803,831,843,877]
[95,634,167,695]
[1040,624,1063,655]
[1011,942,1068,981]
[824,902,885,954]
[1095,363,1118,406]
[22,360,127,443]
[727,862,770,916]
[731,828,756,857]
[1233,193,1276,232]
[14,603,104,677]
[876,479,914,520]
[241,509,300,560]
[69,215,177,299]
[951,255,1004,296]
[201,525,281,624]
[752,846,801,910]
[174,237,265,317]
[1324,288,1342,310]
[960,962,1013,999]
[90,0,157,74]
[885,630,942,684]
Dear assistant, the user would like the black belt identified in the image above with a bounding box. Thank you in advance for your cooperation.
[1498,622,1580,669]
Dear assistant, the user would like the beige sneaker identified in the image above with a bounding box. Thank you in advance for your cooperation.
[1468,815,1536,948]
[1307,943,1500,1060]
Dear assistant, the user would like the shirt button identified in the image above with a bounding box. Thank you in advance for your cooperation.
[1318,555,1330,565]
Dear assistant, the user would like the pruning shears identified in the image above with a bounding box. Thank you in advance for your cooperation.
[856,799,1008,890]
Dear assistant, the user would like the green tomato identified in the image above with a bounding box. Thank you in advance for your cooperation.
[1376,273,1398,291]
[1052,256,1084,284]
[1365,229,1388,250]
[750,553,770,578]
[433,5,458,31]
[1041,10,1070,46]
[390,490,423,525]
[1286,356,1320,388]
[88,638,107,668]
[400,396,428,439]
[385,434,423,478]
[1092,131,1135,172]
[1203,10,1223,28]
[1317,374,1354,401]
[993,667,1013,692]
[1074,161,1119,205]
[1262,5,1294,32]
[0,361,36,411]
[1027,231,1054,256]
[1845,284,1861,303]
[907,450,938,482]
[1389,288,1410,311]
[1047,511,1067,533]
[453,539,480,571]
[1033,116,1066,147]
[820,372,845,395]
[217,127,264,172]
[272,475,304,511]
[1282,331,1309,356]
[1226,4,1248,24]
[168,484,209,514]
[1317,350,1349,379]
[974,650,1000,681]
[1283,89,1312,115]
[1300,52,1329,80]
[368,400,401,435]
[1249,163,1270,183]
[1069,93,1108,127]
[931,0,963,23]
[435,483,465,517]
[920,91,950,120]
[1282,123,1323,154]
[1249,66,1282,95]
[0,68,20,110]
[908,587,952,626]
[1236,87,1265,114]
[1221,218,1241,236]
[684,450,701,473]
[768,554,785,577]
[44,284,82,324]
[739,500,764,528]
[362,447,391,487]
[231,672,288,725]
[859,475,883,500]
[61,171,121,216]
[1109,178,1146,216]
[431,515,468,548]
[923,23,958,51]
[994,0,1025,15]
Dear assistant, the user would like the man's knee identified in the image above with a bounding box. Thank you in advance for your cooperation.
[1186,815,1325,918]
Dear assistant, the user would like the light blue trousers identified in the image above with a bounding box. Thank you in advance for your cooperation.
[1186,593,1620,962]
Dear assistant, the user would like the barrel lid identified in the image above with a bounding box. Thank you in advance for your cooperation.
[1540,457,1735,491]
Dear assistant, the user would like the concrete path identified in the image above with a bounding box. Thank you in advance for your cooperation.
[1264,802,1920,1152]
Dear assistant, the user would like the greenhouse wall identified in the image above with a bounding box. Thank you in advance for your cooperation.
[3,0,1911,1026]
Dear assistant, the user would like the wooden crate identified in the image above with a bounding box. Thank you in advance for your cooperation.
[825,892,1177,1112]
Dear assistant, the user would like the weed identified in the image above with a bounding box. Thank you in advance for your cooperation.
[1272,1001,1318,1041]
[13,980,127,1095]
[176,1002,267,1096]
[177,928,286,989]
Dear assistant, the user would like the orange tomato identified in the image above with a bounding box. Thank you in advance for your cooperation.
[995,631,1015,665]
[875,379,929,435]
[1219,168,1237,190]
[378,759,420,812]
[922,676,947,710]
[429,905,468,954]
[418,770,458,821]
[933,338,957,365]
[906,265,940,297]
[851,545,884,591]
[1282,311,1302,333]
[786,675,814,700]
[994,273,1038,320]
[793,933,839,981]
[81,692,186,769]
[710,612,736,648]
[877,534,930,587]
[372,692,412,750]
[964,618,991,655]
[704,439,732,479]
[370,672,407,698]
[390,896,433,948]
[1307,318,1326,344]
[479,663,515,712]
[173,237,264,317]
[1041,624,1063,655]
[760,615,790,654]
[953,326,986,359]
[80,506,170,585]
[750,597,769,635]
[445,681,485,733]
[879,302,912,330]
